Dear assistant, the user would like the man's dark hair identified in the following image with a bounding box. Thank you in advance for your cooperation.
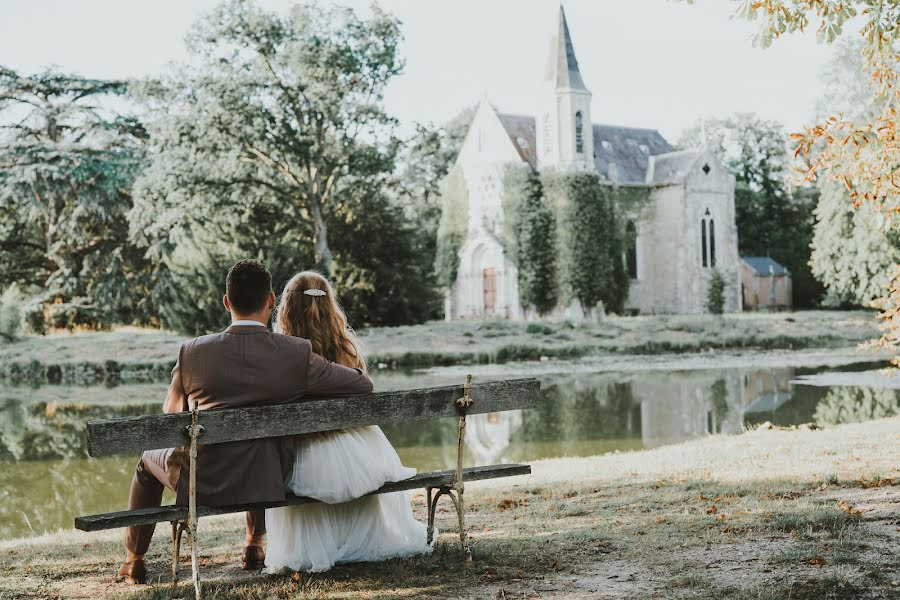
[226,259,273,315]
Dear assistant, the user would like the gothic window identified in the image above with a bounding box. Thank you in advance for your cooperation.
[575,111,583,154]
[625,221,638,279]
[700,209,715,268]
[701,219,708,268]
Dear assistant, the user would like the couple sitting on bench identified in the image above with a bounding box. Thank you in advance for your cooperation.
[118,259,433,584]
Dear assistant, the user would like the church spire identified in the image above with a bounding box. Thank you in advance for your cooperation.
[545,5,587,91]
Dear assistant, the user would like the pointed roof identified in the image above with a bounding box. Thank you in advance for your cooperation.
[545,6,588,91]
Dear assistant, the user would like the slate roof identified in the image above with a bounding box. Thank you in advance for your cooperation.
[593,125,673,184]
[646,149,702,185]
[545,6,587,91]
[742,257,789,276]
[497,113,538,168]
[495,113,673,184]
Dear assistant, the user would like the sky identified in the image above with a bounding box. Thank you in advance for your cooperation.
[0,0,839,141]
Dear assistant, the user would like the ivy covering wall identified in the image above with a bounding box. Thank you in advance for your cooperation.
[438,163,643,317]
[434,164,469,289]
[543,171,628,315]
[502,165,557,315]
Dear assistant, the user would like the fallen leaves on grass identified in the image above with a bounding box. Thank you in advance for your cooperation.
[837,500,863,517]
[497,498,528,511]
[809,556,827,566]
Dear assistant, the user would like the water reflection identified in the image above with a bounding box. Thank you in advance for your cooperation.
[1,359,898,540]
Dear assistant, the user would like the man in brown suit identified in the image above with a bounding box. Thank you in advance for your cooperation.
[117,260,373,584]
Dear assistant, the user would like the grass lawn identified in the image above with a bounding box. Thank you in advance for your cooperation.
[1,417,897,599]
[0,311,883,385]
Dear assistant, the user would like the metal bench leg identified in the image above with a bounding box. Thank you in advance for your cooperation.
[425,374,475,560]
[171,520,186,587]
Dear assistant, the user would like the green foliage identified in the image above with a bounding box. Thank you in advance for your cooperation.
[327,182,441,326]
[810,182,900,306]
[0,66,152,331]
[543,172,627,314]
[398,106,475,244]
[813,387,900,426]
[502,165,558,315]
[0,285,24,342]
[132,0,402,277]
[706,269,726,314]
[434,164,469,290]
[680,113,824,307]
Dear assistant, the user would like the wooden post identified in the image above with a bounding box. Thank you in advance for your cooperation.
[187,400,203,599]
[453,374,473,561]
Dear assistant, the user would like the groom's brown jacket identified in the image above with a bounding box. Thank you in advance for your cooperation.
[163,324,373,506]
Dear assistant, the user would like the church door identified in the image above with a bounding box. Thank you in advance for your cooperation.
[483,268,497,315]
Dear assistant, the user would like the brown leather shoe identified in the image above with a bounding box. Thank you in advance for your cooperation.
[242,545,265,571]
[116,559,147,584]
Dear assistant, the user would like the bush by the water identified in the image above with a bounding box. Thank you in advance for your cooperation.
[0,285,23,342]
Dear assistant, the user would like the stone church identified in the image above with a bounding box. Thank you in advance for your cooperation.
[443,7,741,319]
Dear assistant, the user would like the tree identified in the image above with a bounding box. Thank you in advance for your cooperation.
[398,106,475,243]
[133,0,403,277]
[810,182,900,305]
[810,39,900,306]
[0,66,150,331]
[328,179,441,326]
[679,114,824,306]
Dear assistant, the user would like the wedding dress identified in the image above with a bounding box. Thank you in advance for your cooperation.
[264,426,434,573]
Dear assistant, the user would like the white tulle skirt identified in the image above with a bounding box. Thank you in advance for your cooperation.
[264,426,434,573]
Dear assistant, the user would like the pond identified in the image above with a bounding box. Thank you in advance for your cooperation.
[1,349,898,540]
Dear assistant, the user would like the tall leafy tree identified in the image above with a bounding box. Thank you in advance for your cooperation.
[679,114,824,307]
[132,0,402,277]
[810,39,900,306]
[132,0,436,333]
[0,66,149,330]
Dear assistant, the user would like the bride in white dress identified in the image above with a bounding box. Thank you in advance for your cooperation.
[265,271,433,573]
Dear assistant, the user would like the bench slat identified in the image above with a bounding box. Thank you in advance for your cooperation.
[74,464,531,531]
[86,378,539,457]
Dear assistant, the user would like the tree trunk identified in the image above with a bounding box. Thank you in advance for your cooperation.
[309,199,333,276]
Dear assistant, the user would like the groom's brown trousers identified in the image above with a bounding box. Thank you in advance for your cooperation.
[124,448,265,555]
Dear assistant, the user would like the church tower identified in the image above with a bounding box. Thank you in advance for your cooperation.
[536,6,594,172]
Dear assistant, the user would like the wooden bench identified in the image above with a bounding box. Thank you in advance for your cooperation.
[75,375,540,599]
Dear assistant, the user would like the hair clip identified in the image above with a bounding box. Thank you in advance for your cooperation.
[303,289,326,297]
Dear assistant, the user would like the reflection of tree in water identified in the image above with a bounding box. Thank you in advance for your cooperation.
[813,387,900,426]
[518,380,638,443]
[0,400,156,461]
[0,455,138,539]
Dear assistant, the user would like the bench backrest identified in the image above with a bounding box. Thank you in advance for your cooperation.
[86,377,540,457]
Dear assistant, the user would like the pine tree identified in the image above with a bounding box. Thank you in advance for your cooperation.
[0,66,150,331]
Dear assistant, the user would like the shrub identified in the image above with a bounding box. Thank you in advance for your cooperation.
[0,284,24,341]
[526,322,555,335]
[707,269,726,314]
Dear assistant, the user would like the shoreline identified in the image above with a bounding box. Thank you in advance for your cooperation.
[1,417,897,599]
[0,311,883,386]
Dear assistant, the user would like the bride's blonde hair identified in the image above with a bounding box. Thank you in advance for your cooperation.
[276,271,366,372]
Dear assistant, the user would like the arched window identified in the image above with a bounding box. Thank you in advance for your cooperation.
[700,209,715,268]
[575,111,583,154]
[625,221,638,279]
[701,219,708,268]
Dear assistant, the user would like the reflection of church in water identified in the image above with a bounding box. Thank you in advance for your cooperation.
[461,368,796,467]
